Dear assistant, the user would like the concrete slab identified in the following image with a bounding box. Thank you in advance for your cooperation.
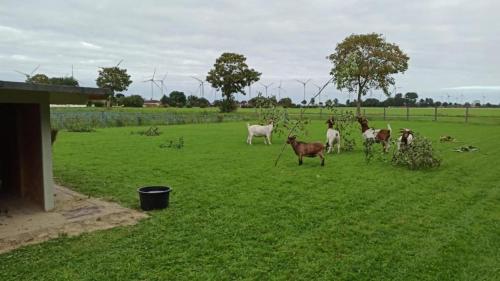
[0,185,147,254]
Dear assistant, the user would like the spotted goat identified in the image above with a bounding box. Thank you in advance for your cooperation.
[357,116,392,152]
[397,128,414,150]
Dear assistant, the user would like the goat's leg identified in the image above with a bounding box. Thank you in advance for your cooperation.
[382,141,388,153]
[319,152,325,166]
[299,155,303,165]
[248,134,252,145]
[337,139,340,154]
[326,140,332,153]
[266,134,272,145]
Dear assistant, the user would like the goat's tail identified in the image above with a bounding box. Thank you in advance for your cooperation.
[387,124,392,136]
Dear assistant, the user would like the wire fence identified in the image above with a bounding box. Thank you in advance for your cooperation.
[50,107,500,129]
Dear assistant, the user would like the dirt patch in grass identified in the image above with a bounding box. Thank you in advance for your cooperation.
[0,185,147,254]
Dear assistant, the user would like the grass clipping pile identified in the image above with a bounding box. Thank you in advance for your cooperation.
[392,134,441,170]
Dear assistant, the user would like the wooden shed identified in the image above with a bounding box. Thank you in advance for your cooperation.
[0,81,108,211]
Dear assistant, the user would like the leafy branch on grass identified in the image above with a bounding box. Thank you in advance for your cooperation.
[159,137,184,149]
[392,134,441,169]
[274,78,334,167]
[131,127,161,136]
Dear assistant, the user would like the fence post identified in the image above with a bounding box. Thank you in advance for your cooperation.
[465,106,469,123]
[434,107,438,121]
[101,111,106,126]
[383,107,386,121]
[406,106,409,121]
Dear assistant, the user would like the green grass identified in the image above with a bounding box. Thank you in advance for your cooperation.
[52,106,500,125]
[1,121,499,280]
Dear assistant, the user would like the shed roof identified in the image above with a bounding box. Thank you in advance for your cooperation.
[0,80,109,104]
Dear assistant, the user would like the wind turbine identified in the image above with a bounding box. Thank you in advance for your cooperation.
[295,79,311,103]
[99,59,123,69]
[260,82,274,97]
[275,80,286,100]
[143,68,159,101]
[15,65,40,81]
[155,72,168,96]
[191,76,205,97]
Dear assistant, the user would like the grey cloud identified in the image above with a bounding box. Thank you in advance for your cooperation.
[0,0,499,103]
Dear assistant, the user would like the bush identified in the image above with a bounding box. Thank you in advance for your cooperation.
[93,101,105,107]
[122,95,144,107]
[219,98,238,112]
[392,134,441,170]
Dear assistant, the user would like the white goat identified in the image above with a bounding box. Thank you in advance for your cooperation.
[247,121,273,145]
[325,118,341,154]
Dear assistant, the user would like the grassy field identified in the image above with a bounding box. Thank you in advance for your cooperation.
[1,120,499,280]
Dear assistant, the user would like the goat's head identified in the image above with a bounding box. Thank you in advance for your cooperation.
[357,116,368,127]
[400,128,413,138]
[326,117,334,127]
[286,135,297,144]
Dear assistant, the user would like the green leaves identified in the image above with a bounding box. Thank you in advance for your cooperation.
[96,66,132,96]
[206,52,261,112]
[392,134,441,170]
[327,33,409,115]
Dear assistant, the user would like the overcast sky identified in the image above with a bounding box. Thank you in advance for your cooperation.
[1,0,499,103]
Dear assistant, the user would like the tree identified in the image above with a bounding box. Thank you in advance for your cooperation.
[364,98,381,107]
[278,97,294,108]
[197,97,210,108]
[405,92,418,106]
[394,93,405,106]
[160,94,170,106]
[49,76,79,86]
[327,33,409,116]
[186,95,199,108]
[122,95,144,107]
[115,93,125,106]
[26,74,49,84]
[206,52,261,112]
[168,91,187,107]
[26,74,78,86]
[96,66,132,106]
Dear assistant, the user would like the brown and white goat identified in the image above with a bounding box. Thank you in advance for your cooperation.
[397,128,414,150]
[287,136,325,166]
[357,116,392,152]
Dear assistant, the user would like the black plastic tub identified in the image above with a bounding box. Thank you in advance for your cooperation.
[138,186,171,211]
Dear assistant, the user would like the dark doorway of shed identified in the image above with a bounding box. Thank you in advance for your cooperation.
[0,103,44,209]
